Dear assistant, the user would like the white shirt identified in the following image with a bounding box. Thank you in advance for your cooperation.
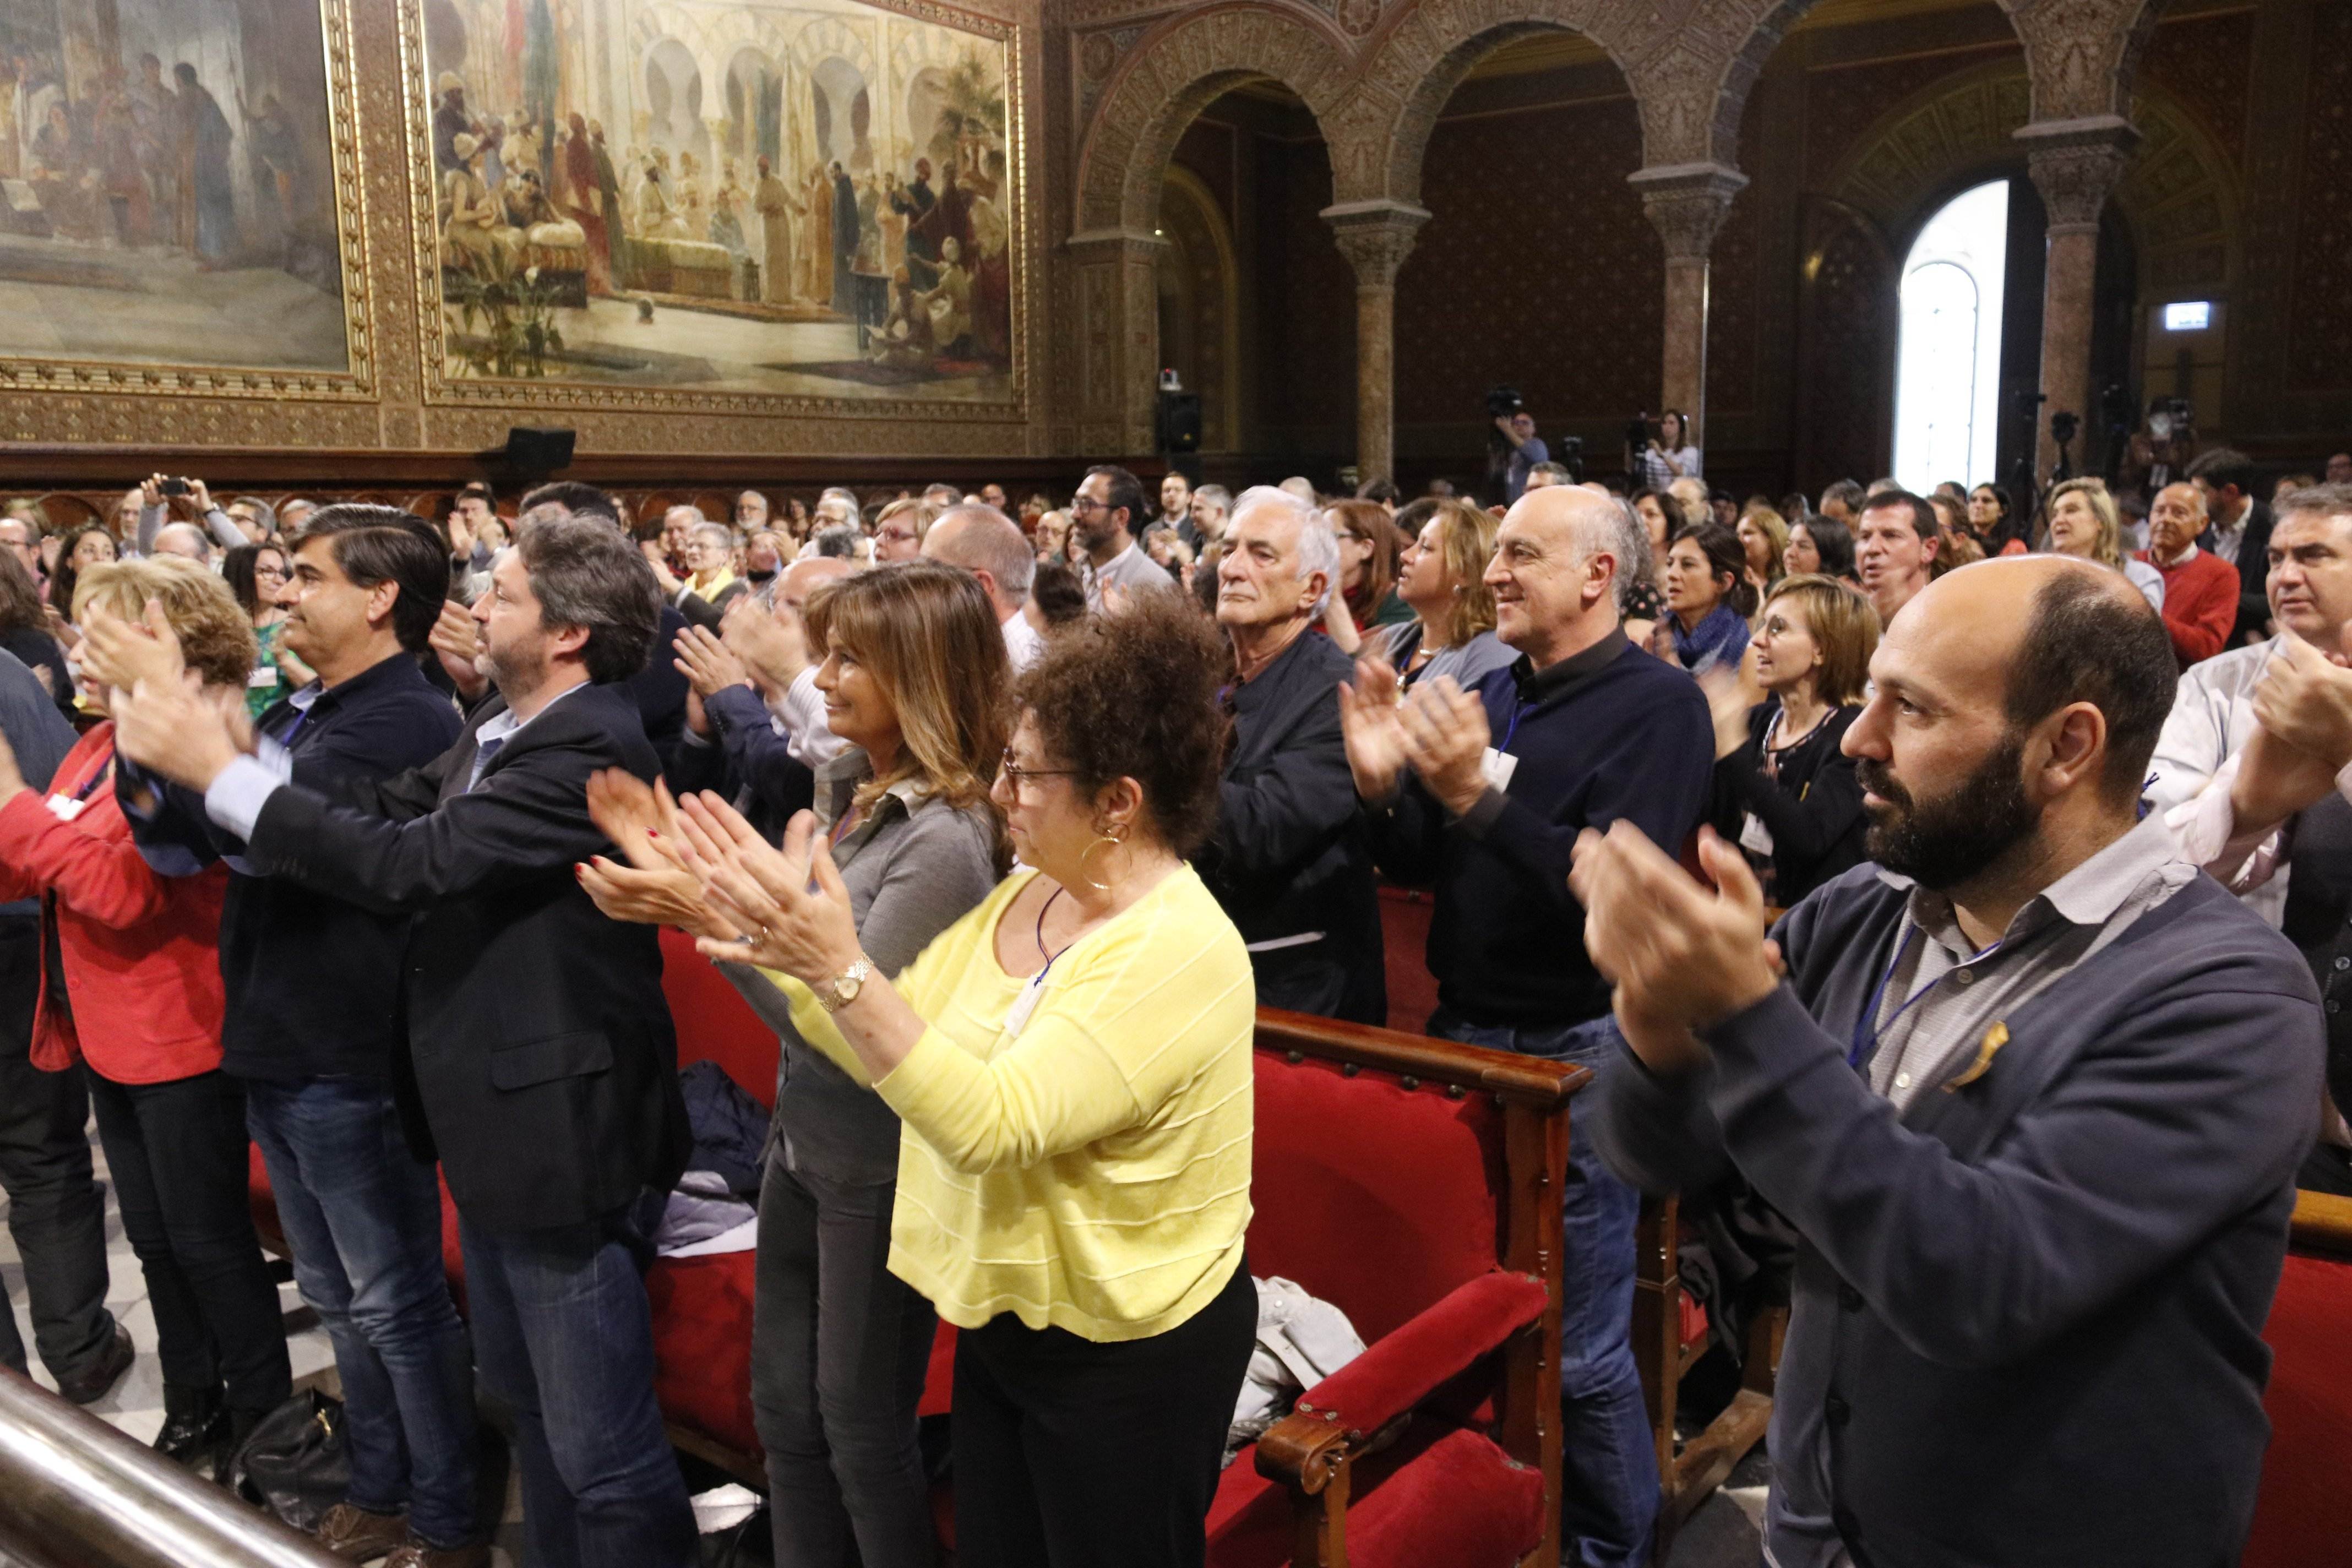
[1001,606,1042,672]
[772,666,847,767]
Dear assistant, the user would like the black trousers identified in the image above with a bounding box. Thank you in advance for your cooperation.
[0,917,114,1383]
[951,1259,1256,1568]
[83,1066,290,1416]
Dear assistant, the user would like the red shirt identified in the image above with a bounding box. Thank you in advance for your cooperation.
[2136,546,2239,667]
[0,723,227,1084]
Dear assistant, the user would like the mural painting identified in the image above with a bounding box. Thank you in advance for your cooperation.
[0,0,358,385]
[417,0,1017,405]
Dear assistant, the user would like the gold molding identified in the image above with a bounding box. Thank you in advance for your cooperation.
[399,0,1031,426]
[0,0,378,402]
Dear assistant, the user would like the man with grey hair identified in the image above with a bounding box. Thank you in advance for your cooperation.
[734,490,771,530]
[649,505,731,629]
[150,520,215,564]
[922,503,1041,671]
[812,489,859,531]
[1198,485,1382,1022]
[1180,483,1230,558]
[1338,482,1713,1566]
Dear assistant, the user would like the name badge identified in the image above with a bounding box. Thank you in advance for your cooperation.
[247,666,279,690]
[45,794,88,822]
[1739,812,1774,856]
[1003,972,1048,1038]
[1479,747,1518,793]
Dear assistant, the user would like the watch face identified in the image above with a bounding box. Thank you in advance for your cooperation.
[836,973,863,1005]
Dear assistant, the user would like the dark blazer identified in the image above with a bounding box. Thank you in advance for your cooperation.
[1196,630,1384,1025]
[123,652,464,1082]
[1594,866,2322,1568]
[2201,496,2274,647]
[239,680,690,1233]
[664,682,815,843]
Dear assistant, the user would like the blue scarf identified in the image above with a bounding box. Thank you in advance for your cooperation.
[1670,602,1750,674]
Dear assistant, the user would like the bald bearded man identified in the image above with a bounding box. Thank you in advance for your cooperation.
[1578,558,2320,1568]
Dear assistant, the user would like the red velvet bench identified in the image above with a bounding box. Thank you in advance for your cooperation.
[2241,1189,2352,1568]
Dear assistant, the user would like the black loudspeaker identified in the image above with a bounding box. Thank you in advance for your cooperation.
[500,427,575,475]
[1156,391,1202,455]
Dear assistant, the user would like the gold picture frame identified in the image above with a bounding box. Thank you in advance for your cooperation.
[399,0,1029,425]
[0,0,377,401]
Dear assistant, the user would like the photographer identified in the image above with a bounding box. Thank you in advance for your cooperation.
[1492,410,1548,504]
[1635,410,1702,491]
[2117,397,2197,506]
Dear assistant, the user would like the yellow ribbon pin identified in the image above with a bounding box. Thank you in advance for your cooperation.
[1943,1020,2008,1092]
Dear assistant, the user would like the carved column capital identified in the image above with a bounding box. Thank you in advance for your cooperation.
[1320,200,1431,290]
[1627,162,1749,262]
[2016,116,2141,234]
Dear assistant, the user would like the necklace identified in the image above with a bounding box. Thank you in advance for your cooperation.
[1033,884,1073,972]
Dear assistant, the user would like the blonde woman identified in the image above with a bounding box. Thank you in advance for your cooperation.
[2045,477,2163,614]
[1705,574,1881,906]
[1736,505,1791,594]
[581,561,1008,1568]
[1374,497,1515,690]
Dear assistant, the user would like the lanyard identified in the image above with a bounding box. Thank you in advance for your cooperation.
[1848,923,2011,1070]
[1498,697,1526,755]
[67,747,114,803]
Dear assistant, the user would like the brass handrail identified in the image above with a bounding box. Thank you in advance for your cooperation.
[0,1370,345,1568]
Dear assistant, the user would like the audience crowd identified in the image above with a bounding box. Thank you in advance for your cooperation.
[0,433,2342,1568]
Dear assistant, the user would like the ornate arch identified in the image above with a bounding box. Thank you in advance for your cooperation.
[2007,0,2167,122]
[631,4,721,96]
[1072,4,1354,234]
[1823,59,2036,236]
[1351,0,1637,207]
[2110,81,2240,300]
[785,15,879,84]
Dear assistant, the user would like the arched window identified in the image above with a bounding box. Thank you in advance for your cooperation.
[1893,180,2009,494]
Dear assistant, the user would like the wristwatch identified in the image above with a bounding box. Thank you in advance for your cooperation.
[815,956,873,1015]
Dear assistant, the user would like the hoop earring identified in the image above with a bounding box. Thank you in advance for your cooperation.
[1077,826,1124,895]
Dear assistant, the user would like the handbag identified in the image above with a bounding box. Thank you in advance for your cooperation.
[227,1388,350,1532]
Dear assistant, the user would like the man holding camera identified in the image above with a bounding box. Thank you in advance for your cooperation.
[1492,410,1548,505]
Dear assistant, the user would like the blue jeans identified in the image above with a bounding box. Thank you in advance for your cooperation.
[458,1205,697,1568]
[244,1078,478,1549]
[1429,1008,1658,1568]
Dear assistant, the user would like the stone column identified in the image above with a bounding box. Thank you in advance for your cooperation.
[2019,116,2139,482]
[1321,200,1430,486]
[1628,162,1749,431]
[1064,227,1168,457]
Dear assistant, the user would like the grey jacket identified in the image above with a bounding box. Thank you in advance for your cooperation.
[721,749,999,1184]
[1595,865,2322,1568]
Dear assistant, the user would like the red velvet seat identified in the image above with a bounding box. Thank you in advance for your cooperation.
[249,938,1582,1565]
[2242,1193,2352,1568]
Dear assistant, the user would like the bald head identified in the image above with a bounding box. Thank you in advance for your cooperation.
[1866,556,2175,807]
[923,503,1033,615]
[1488,483,1633,665]
[778,555,851,613]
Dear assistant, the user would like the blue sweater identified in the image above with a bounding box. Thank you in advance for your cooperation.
[1594,865,2323,1568]
[1362,628,1713,1027]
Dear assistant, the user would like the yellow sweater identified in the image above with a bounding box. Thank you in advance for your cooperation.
[773,864,1255,1342]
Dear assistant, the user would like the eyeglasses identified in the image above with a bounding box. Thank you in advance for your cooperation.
[999,749,1077,790]
[255,564,287,579]
[1068,496,1109,515]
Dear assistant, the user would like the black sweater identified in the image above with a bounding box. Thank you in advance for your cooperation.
[1362,629,1713,1027]
[1711,701,1867,907]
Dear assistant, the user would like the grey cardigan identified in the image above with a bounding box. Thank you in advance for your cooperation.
[1595,865,2322,1568]
[721,749,1000,1184]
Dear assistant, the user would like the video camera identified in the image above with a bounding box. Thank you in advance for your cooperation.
[1485,385,1525,421]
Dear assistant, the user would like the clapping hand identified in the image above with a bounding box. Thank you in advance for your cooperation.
[110,675,243,791]
[445,509,474,564]
[577,768,733,939]
[429,600,487,702]
[78,598,186,695]
[2252,635,2352,771]
[1336,656,1407,802]
[1698,645,1765,763]
[674,794,862,985]
[1396,676,1491,818]
[720,594,806,697]
[673,623,752,699]
[1569,823,1781,1074]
